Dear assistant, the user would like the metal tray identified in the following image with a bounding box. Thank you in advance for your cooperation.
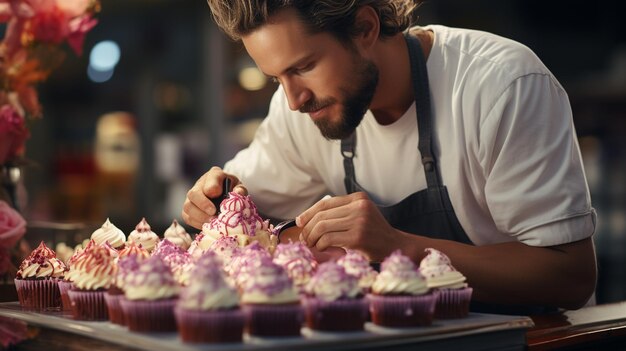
[0,302,533,351]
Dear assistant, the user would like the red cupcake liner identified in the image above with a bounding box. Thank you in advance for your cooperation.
[67,289,109,321]
[367,292,438,327]
[174,306,244,343]
[14,278,61,311]
[57,280,74,311]
[434,287,473,319]
[242,303,303,337]
[301,297,368,331]
[104,292,126,325]
[120,297,177,332]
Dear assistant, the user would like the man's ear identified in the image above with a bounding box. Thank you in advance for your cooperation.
[353,5,380,52]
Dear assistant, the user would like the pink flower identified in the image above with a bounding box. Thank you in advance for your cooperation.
[67,14,97,56]
[0,105,29,164]
[0,316,29,348]
[0,200,26,249]
[28,5,69,44]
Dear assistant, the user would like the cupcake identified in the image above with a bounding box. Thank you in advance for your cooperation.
[302,261,366,331]
[273,241,318,293]
[337,250,378,292]
[67,245,117,320]
[90,218,126,249]
[104,245,149,325]
[419,248,472,318]
[14,241,67,310]
[368,250,437,327]
[127,218,160,253]
[163,219,192,250]
[58,242,91,311]
[240,255,302,337]
[175,251,244,343]
[120,255,179,332]
[200,192,277,252]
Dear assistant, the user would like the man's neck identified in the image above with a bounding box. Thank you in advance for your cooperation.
[369,29,433,125]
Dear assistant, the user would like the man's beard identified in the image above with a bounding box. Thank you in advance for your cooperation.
[300,58,379,140]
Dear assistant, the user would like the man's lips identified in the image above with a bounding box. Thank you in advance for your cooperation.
[307,105,330,120]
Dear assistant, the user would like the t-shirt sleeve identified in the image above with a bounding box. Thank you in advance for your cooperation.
[480,73,596,246]
[224,89,328,220]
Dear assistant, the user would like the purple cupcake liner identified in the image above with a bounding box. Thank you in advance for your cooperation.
[104,293,126,325]
[67,289,109,321]
[14,278,61,311]
[434,287,473,319]
[301,297,368,331]
[120,297,177,332]
[174,306,244,343]
[242,303,303,337]
[57,280,74,311]
[367,292,438,327]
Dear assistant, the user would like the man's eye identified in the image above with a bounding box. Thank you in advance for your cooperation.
[296,63,313,74]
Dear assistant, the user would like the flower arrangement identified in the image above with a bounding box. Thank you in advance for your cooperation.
[0,0,101,165]
[0,200,25,277]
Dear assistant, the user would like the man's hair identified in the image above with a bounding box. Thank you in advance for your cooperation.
[206,0,419,42]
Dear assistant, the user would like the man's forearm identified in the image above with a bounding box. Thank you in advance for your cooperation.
[399,233,597,309]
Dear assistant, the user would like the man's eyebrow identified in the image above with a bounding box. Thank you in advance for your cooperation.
[263,54,315,78]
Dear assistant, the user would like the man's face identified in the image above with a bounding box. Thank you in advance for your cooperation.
[242,9,379,140]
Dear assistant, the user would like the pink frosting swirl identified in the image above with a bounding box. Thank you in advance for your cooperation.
[337,249,378,290]
[208,234,241,272]
[273,241,318,291]
[206,192,269,237]
[118,242,150,261]
[17,241,67,279]
[71,244,117,290]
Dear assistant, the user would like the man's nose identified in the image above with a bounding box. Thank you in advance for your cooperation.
[282,78,311,111]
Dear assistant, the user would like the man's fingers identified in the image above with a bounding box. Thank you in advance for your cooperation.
[202,168,227,198]
[182,199,211,229]
[314,231,347,251]
[296,194,337,227]
[233,184,248,195]
[303,216,351,248]
[187,187,216,214]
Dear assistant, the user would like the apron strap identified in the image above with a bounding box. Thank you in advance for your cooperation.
[404,33,442,189]
[341,132,357,194]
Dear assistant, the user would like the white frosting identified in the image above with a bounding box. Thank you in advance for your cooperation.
[419,248,468,289]
[163,219,192,250]
[90,218,126,248]
[337,250,378,290]
[127,218,160,252]
[305,262,361,302]
[371,250,429,295]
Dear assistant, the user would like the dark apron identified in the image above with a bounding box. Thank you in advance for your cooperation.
[340,32,553,316]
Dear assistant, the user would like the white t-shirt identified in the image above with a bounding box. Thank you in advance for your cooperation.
[224,25,596,247]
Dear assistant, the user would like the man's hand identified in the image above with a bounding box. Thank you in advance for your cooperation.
[296,192,403,262]
[181,166,247,229]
